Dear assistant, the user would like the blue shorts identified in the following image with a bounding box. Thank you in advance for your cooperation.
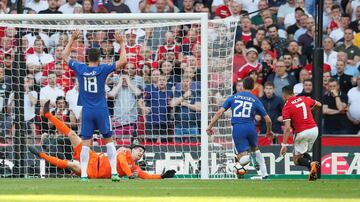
[232,123,258,154]
[81,107,113,140]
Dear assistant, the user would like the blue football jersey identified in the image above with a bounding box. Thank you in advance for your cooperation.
[222,91,267,125]
[68,59,115,108]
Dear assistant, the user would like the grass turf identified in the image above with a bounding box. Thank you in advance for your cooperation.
[0,179,359,202]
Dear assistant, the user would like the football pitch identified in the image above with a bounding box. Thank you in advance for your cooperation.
[0,178,359,202]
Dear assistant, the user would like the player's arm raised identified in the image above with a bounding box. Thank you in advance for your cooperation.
[114,33,127,70]
[207,107,226,136]
[62,30,80,63]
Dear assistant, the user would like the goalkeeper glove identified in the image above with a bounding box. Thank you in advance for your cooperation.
[161,170,176,179]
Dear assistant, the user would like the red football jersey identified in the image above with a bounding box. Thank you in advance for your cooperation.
[282,96,317,133]
[237,62,262,80]
[156,44,181,61]
[125,44,142,69]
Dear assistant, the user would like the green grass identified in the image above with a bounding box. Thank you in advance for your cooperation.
[0,179,359,202]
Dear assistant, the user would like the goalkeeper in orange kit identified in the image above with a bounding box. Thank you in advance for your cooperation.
[29,100,176,179]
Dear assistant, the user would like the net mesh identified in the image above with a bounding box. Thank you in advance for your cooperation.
[0,17,237,178]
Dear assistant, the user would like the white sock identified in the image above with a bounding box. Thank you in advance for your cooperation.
[106,142,117,175]
[255,150,268,177]
[239,155,250,166]
[80,146,90,178]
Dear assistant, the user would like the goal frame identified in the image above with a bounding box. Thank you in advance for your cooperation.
[0,13,209,179]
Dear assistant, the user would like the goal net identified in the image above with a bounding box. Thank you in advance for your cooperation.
[0,14,237,179]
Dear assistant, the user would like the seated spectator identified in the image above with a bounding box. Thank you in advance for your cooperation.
[323,71,332,95]
[267,60,297,97]
[332,60,354,94]
[268,24,288,58]
[323,78,357,134]
[246,28,266,54]
[237,48,262,81]
[58,0,81,14]
[107,64,145,139]
[170,76,200,143]
[233,40,246,85]
[347,75,360,132]
[293,69,310,95]
[298,24,315,54]
[39,71,65,110]
[297,78,313,97]
[105,0,131,13]
[323,37,338,72]
[277,0,297,26]
[65,79,82,125]
[293,12,310,41]
[27,0,49,13]
[251,0,275,27]
[257,81,283,136]
[49,96,77,133]
[248,70,264,98]
[23,74,38,143]
[329,14,351,44]
[348,5,360,31]
[287,40,307,69]
[0,66,12,143]
[26,37,54,84]
[259,39,277,64]
[335,51,359,81]
[282,51,300,82]
[144,74,173,142]
[286,7,306,39]
[327,5,342,34]
[39,0,63,14]
[235,17,256,45]
[334,28,360,67]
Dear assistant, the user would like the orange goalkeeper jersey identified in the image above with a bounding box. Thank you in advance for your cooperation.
[72,144,161,179]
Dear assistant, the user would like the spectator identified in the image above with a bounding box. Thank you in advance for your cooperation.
[286,8,306,39]
[323,78,355,134]
[349,5,360,33]
[42,45,74,81]
[235,17,256,45]
[257,81,283,136]
[235,79,244,93]
[24,74,38,143]
[277,0,297,26]
[156,31,181,61]
[332,60,354,94]
[212,25,232,58]
[323,37,338,71]
[144,0,179,13]
[0,36,15,61]
[213,0,231,19]
[284,0,312,28]
[297,78,313,97]
[65,79,82,123]
[233,40,246,84]
[237,48,262,81]
[347,75,360,132]
[251,1,274,27]
[105,0,131,13]
[267,24,288,58]
[323,0,333,31]
[294,15,313,42]
[82,0,94,13]
[39,71,64,110]
[123,29,142,69]
[282,51,300,82]
[170,76,200,143]
[180,0,194,13]
[298,24,315,53]
[335,51,359,79]
[141,64,152,85]
[39,0,63,14]
[107,63,145,139]
[334,28,360,67]
[226,0,242,21]
[327,5,342,34]
[287,40,307,69]
[26,37,54,84]
[27,0,49,13]
[246,27,266,54]
[58,0,81,14]
[49,96,77,132]
[144,74,173,142]
[346,0,360,21]
[323,71,332,95]
[0,66,12,143]
[248,70,263,98]
[329,14,351,44]
[293,69,310,95]
[266,60,297,97]
[124,0,142,13]
[259,39,277,64]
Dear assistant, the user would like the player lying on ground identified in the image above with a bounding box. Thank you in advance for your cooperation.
[62,30,127,182]
[207,77,273,179]
[280,85,321,181]
[29,100,176,180]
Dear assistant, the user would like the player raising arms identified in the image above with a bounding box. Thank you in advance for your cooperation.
[207,77,273,179]
[62,30,127,182]
[29,100,176,180]
[280,85,322,181]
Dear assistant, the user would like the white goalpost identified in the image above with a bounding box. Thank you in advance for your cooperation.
[0,13,238,179]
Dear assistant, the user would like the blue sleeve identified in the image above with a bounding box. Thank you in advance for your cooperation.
[255,99,267,117]
[68,59,80,73]
[101,63,116,75]
[222,96,232,110]
[174,91,181,98]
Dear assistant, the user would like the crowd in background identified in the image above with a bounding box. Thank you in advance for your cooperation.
[0,0,360,147]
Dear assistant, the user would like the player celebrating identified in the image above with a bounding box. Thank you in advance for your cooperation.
[62,30,127,182]
[29,100,176,180]
[207,77,273,179]
[280,85,322,181]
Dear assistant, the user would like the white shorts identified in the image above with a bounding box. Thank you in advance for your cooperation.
[293,126,318,155]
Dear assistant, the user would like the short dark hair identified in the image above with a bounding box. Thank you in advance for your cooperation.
[243,77,254,90]
[331,5,341,11]
[87,48,100,63]
[282,85,294,96]
[303,78,312,84]
[267,24,278,31]
[264,81,275,88]
[328,77,339,85]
